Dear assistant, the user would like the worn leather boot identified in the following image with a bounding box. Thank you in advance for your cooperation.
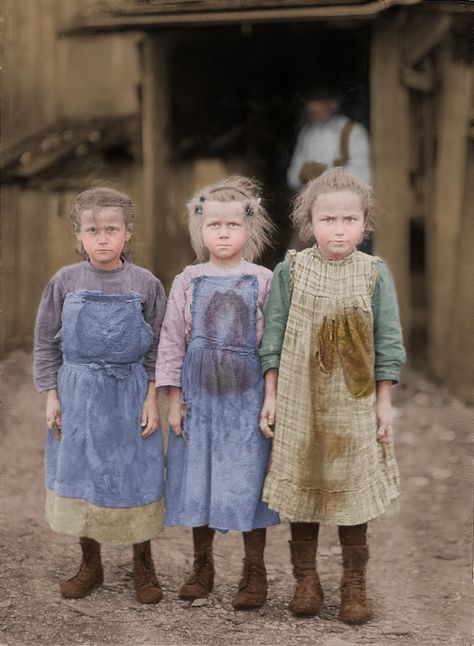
[338,545,371,624]
[289,540,323,616]
[60,537,104,599]
[132,540,163,604]
[179,526,215,601]
[232,528,267,610]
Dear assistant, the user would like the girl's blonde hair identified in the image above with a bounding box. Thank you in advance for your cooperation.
[187,175,275,262]
[291,167,375,242]
[70,187,135,260]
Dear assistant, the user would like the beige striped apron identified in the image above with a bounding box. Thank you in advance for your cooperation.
[263,247,400,524]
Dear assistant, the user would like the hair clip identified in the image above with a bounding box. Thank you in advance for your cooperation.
[244,203,255,218]
[194,195,205,215]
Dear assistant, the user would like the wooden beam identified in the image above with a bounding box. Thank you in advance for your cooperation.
[371,14,412,337]
[401,65,436,93]
[416,1,474,14]
[403,14,451,67]
[141,35,170,275]
[61,0,422,34]
[428,44,472,379]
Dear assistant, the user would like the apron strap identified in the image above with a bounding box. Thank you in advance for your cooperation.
[333,120,354,167]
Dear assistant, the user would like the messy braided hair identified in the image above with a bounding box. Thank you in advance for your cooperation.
[187,175,275,262]
[291,167,375,243]
[70,187,134,261]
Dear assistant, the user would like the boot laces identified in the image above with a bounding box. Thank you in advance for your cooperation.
[342,572,366,601]
[71,561,97,584]
[239,559,264,592]
[187,553,213,585]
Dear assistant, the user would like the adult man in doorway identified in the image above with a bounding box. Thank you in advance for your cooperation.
[287,88,371,191]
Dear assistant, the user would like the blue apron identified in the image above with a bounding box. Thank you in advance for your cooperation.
[45,290,164,508]
[165,275,279,532]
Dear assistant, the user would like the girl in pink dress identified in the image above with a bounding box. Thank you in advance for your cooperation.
[156,176,279,609]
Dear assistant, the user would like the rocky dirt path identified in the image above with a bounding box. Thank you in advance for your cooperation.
[0,351,473,646]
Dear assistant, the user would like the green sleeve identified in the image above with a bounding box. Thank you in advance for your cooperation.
[372,260,407,383]
[259,259,292,373]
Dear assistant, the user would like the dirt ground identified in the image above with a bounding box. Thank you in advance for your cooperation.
[0,350,473,646]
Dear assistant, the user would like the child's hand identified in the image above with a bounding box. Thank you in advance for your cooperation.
[376,381,393,444]
[46,389,62,441]
[259,396,276,439]
[260,368,278,439]
[141,383,160,438]
[168,386,184,437]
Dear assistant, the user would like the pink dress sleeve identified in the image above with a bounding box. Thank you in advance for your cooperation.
[254,265,273,346]
[262,271,273,308]
[155,272,188,388]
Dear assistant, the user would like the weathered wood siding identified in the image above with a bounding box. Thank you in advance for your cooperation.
[2,0,140,145]
[2,0,143,354]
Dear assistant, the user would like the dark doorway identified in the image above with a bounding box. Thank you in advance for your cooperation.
[168,21,371,266]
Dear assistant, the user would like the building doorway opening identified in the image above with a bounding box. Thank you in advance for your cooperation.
[167,20,371,265]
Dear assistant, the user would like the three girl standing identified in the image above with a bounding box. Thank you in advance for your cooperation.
[34,168,405,623]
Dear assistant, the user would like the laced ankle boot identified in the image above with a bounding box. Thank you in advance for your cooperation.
[289,540,323,616]
[179,526,215,601]
[132,540,163,604]
[338,545,371,624]
[232,528,267,610]
[60,537,104,599]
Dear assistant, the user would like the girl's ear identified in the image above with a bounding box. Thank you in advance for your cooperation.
[125,231,132,241]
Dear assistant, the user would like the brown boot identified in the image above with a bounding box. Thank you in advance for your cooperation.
[338,545,371,624]
[179,526,215,601]
[60,537,103,599]
[289,540,323,616]
[232,528,267,610]
[132,540,163,604]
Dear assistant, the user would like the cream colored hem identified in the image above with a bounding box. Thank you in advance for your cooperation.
[263,474,400,525]
[45,491,164,545]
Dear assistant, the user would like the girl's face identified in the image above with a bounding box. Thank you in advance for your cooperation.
[311,190,365,260]
[201,200,247,267]
[77,207,130,270]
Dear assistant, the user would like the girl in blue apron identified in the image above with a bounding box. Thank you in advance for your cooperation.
[34,188,166,603]
[155,176,279,610]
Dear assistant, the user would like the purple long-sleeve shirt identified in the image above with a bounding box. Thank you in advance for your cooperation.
[155,260,273,389]
[34,260,166,391]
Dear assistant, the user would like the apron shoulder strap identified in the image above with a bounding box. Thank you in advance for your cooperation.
[286,249,298,296]
[333,120,354,167]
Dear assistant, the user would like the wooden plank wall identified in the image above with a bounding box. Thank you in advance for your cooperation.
[2,0,60,147]
[0,188,76,353]
[428,44,473,392]
[2,0,144,356]
[2,0,140,146]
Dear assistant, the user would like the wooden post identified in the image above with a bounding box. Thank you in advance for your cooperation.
[428,44,472,380]
[141,33,170,280]
[0,187,18,355]
[448,141,474,403]
[371,14,411,337]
